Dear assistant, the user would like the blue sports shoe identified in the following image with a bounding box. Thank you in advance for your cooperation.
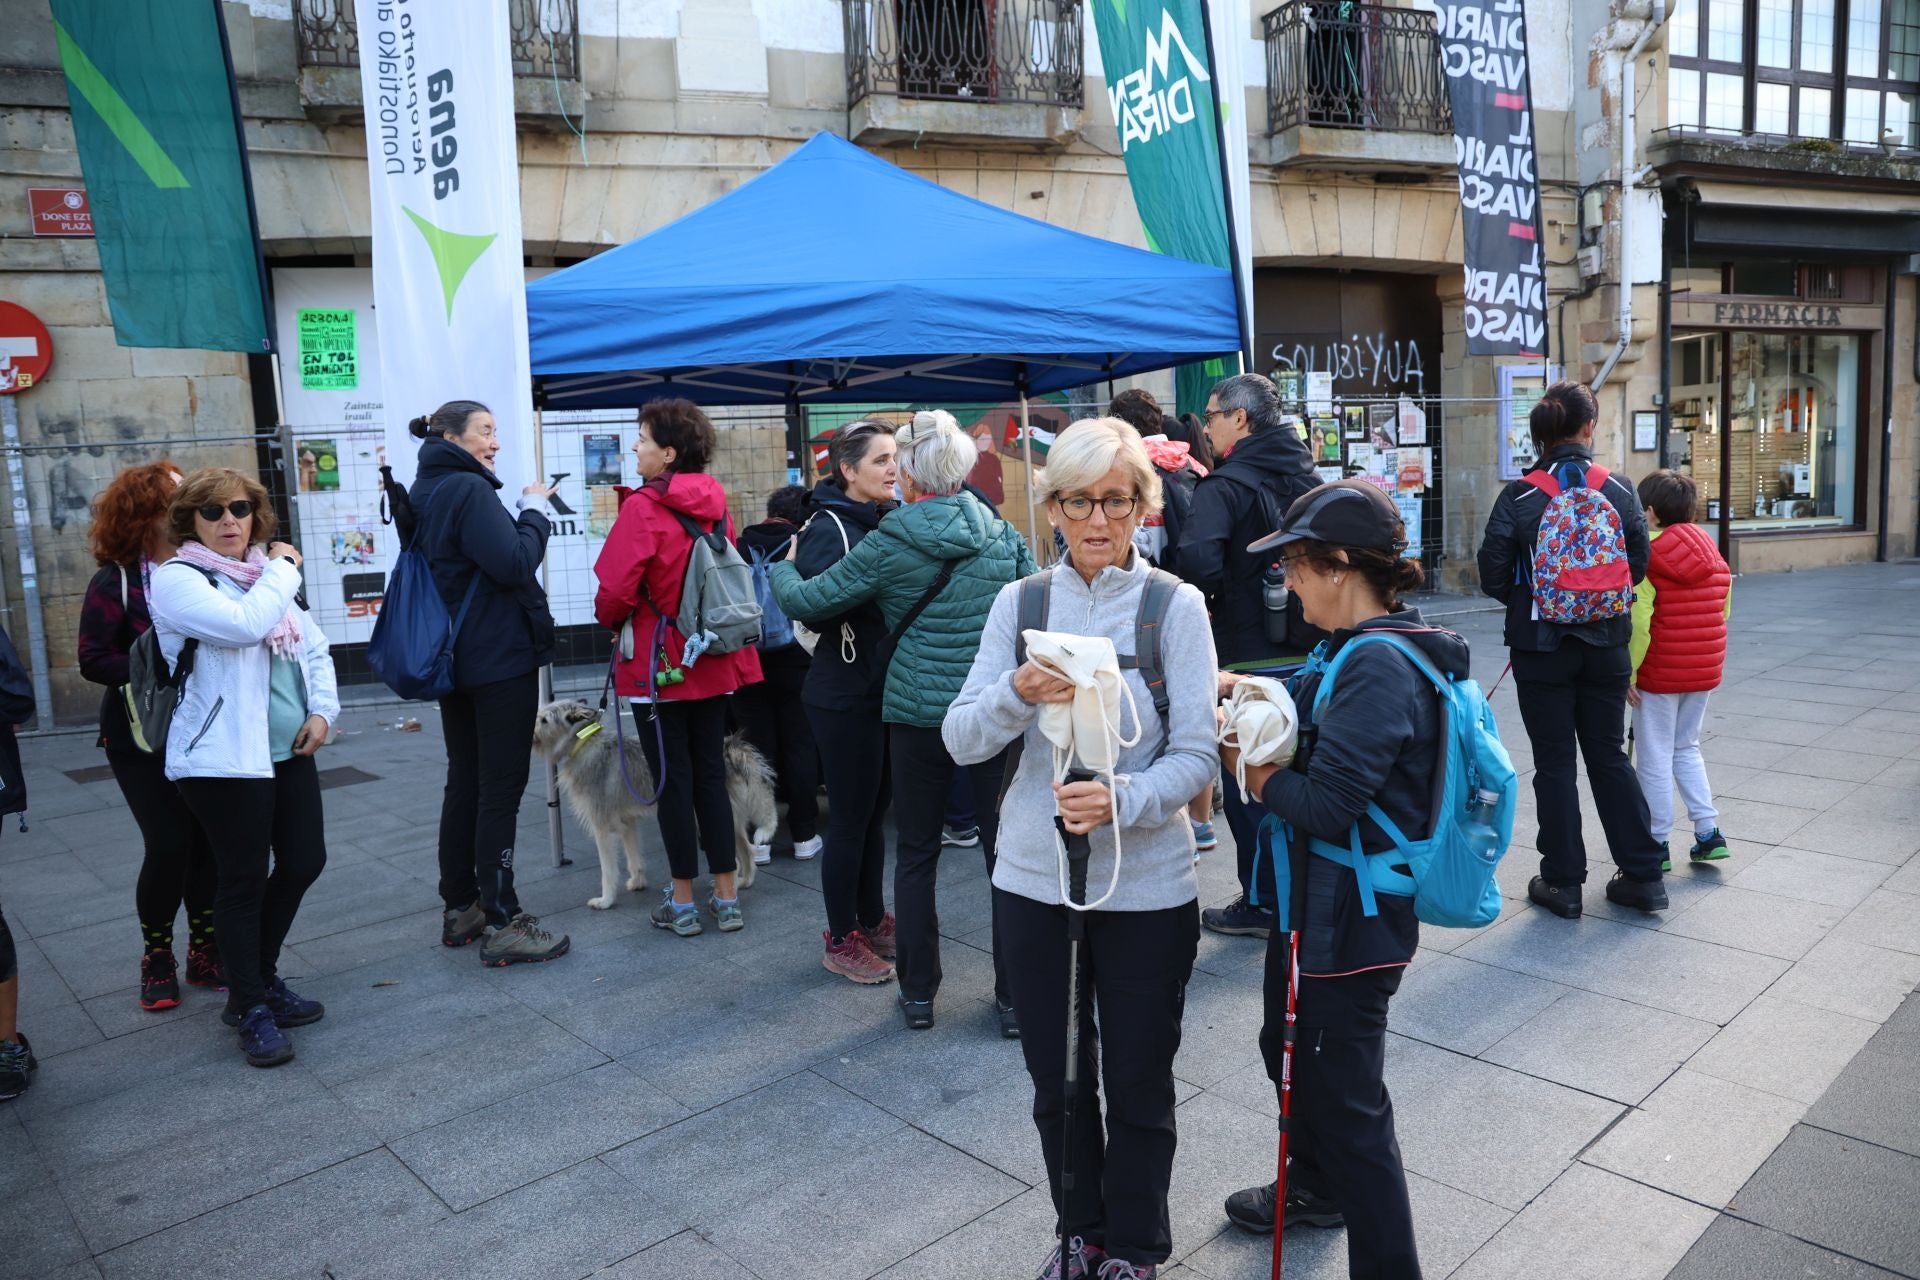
[1191,820,1218,855]
[235,1004,295,1068]
[221,978,325,1029]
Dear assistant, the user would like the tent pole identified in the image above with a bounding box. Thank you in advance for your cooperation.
[1019,384,1041,562]
[532,403,567,869]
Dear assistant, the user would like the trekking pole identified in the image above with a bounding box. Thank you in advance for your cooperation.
[1053,766,1096,1272]
[1272,817,1308,1280]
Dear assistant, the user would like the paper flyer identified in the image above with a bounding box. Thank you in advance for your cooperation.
[1306,371,1334,416]
[1397,396,1429,445]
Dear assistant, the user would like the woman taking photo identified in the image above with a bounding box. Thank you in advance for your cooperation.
[77,460,222,1011]
[769,409,1034,1033]
[944,418,1218,1280]
[151,468,338,1068]
[788,419,900,984]
[594,398,762,936]
[407,400,570,967]
[1219,480,1455,1278]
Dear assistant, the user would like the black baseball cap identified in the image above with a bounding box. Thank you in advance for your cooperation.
[1248,480,1406,555]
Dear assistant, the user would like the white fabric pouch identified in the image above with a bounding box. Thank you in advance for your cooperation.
[1218,677,1300,800]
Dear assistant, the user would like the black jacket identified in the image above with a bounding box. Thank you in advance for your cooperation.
[738,516,809,671]
[1174,425,1323,665]
[1261,609,1469,975]
[407,437,556,690]
[793,480,894,712]
[1476,443,1650,653]
[0,623,32,816]
[1155,462,1197,566]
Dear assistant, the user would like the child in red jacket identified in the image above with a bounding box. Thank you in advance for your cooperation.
[1629,470,1733,870]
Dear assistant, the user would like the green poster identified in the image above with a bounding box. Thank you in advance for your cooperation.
[50,0,271,351]
[295,439,339,493]
[1089,0,1232,415]
[298,309,357,389]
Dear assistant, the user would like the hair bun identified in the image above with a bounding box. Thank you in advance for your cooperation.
[407,414,433,440]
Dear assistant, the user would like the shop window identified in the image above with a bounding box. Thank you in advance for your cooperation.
[1731,260,1798,295]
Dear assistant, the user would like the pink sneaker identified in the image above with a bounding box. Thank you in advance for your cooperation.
[822,930,895,985]
[863,912,897,962]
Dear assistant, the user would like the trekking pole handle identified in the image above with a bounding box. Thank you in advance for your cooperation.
[1053,768,1096,909]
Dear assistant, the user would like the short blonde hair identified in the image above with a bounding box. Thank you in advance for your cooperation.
[895,409,978,496]
[1038,417,1164,520]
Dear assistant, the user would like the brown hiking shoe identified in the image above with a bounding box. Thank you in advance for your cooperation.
[863,912,897,962]
[823,929,895,985]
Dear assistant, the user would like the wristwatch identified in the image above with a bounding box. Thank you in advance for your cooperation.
[276,554,298,567]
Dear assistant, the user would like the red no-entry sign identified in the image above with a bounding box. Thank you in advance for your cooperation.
[0,302,54,394]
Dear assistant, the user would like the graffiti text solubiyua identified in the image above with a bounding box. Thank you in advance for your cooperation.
[1269,336,1428,392]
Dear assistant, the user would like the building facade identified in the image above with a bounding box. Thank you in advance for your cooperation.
[0,0,1912,722]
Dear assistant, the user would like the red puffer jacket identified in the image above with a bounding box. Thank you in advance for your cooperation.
[593,473,762,701]
[1636,521,1731,694]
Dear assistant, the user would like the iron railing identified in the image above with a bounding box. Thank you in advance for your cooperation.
[1264,0,1450,134]
[843,0,1084,110]
[295,0,578,79]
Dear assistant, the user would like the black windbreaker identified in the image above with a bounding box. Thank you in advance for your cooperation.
[791,481,895,712]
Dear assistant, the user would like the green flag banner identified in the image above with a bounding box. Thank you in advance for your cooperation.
[1091,0,1238,416]
[50,0,271,352]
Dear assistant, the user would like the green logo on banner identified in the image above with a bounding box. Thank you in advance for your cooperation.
[52,20,188,189]
[404,208,499,322]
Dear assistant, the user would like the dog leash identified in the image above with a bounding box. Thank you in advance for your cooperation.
[601,616,669,808]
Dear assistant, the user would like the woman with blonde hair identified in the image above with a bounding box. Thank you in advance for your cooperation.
[151,468,338,1068]
[944,417,1218,1279]
[77,460,222,1011]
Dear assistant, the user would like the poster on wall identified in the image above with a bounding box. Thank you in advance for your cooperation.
[1306,371,1334,416]
[584,434,623,487]
[1498,363,1561,479]
[297,309,357,390]
[1397,396,1429,445]
[295,439,340,493]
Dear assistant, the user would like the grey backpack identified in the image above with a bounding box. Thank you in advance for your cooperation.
[668,511,762,655]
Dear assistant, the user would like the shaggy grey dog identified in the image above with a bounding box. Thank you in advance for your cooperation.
[533,700,778,907]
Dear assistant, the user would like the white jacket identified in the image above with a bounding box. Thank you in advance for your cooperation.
[149,557,340,781]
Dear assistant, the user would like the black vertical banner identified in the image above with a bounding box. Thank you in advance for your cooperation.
[1438,0,1548,357]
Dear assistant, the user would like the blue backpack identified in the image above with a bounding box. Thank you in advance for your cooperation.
[747,543,796,651]
[367,487,480,701]
[1255,632,1516,930]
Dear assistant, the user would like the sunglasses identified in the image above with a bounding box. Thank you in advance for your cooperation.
[196,500,255,522]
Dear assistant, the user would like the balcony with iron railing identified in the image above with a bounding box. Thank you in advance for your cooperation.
[842,0,1085,148]
[292,0,582,122]
[1262,0,1454,170]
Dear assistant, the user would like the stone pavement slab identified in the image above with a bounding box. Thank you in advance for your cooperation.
[1665,1217,1905,1280]
[1582,1067,1803,1206]
[1448,1163,1715,1280]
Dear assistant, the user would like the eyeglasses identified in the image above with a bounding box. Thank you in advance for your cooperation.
[1056,494,1139,521]
[1202,408,1230,422]
[196,500,255,522]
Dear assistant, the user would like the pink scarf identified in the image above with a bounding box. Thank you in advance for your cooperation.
[174,540,304,658]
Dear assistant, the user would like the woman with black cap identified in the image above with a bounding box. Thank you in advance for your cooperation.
[1219,480,1462,1280]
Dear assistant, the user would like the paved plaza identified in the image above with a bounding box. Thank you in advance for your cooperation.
[3,563,1919,1280]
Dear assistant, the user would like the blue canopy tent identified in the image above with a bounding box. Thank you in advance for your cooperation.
[526,132,1238,414]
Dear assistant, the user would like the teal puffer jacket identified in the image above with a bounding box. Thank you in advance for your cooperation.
[769,491,1037,727]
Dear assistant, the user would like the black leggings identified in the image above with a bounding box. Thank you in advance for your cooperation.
[634,696,737,882]
[437,670,538,928]
[808,704,890,941]
[178,756,328,1014]
[733,650,819,843]
[889,724,1006,1004]
[0,899,15,984]
[108,748,216,952]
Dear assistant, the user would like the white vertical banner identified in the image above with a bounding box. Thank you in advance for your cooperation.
[1206,0,1254,366]
[357,0,533,499]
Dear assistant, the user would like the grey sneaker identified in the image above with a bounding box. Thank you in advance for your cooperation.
[651,894,703,936]
[707,895,744,933]
[441,900,486,948]
[479,913,570,966]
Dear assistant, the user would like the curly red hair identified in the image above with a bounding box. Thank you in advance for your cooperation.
[89,461,180,567]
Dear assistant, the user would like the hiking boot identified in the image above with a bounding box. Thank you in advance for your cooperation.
[140,949,181,1012]
[792,835,823,861]
[1690,828,1731,863]
[441,900,486,948]
[1660,846,1673,874]
[1202,894,1274,938]
[1191,820,1217,854]
[997,999,1022,1040]
[185,946,225,990]
[220,978,325,1028]
[1528,876,1583,919]
[863,912,897,961]
[480,913,572,965]
[899,995,935,1030]
[234,1005,294,1068]
[651,895,703,936]
[706,895,745,933]
[1605,872,1669,913]
[1224,1179,1346,1234]
[1094,1261,1155,1279]
[1036,1236,1108,1280]
[0,1033,36,1101]
[941,824,981,848]
[823,930,894,984]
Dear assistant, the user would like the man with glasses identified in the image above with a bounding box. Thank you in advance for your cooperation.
[1175,373,1322,939]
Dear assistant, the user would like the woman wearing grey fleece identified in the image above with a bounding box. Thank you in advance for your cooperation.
[944,418,1219,1280]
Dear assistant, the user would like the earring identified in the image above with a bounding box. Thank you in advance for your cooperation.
[1332,573,1344,585]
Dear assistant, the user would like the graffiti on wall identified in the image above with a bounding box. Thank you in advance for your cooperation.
[1269,336,1428,394]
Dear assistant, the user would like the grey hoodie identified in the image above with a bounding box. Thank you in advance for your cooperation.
[943,554,1219,912]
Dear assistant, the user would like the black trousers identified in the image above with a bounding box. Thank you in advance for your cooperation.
[634,696,737,882]
[437,670,538,927]
[888,723,1006,1004]
[732,649,819,843]
[178,756,328,1014]
[1222,764,1268,903]
[808,703,890,941]
[1510,642,1665,886]
[1260,958,1421,1280]
[108,747,216,946]
[998,889,1199,1265]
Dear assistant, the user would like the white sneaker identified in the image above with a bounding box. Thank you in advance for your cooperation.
[751,842,773,866]
[792,835,824,861]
